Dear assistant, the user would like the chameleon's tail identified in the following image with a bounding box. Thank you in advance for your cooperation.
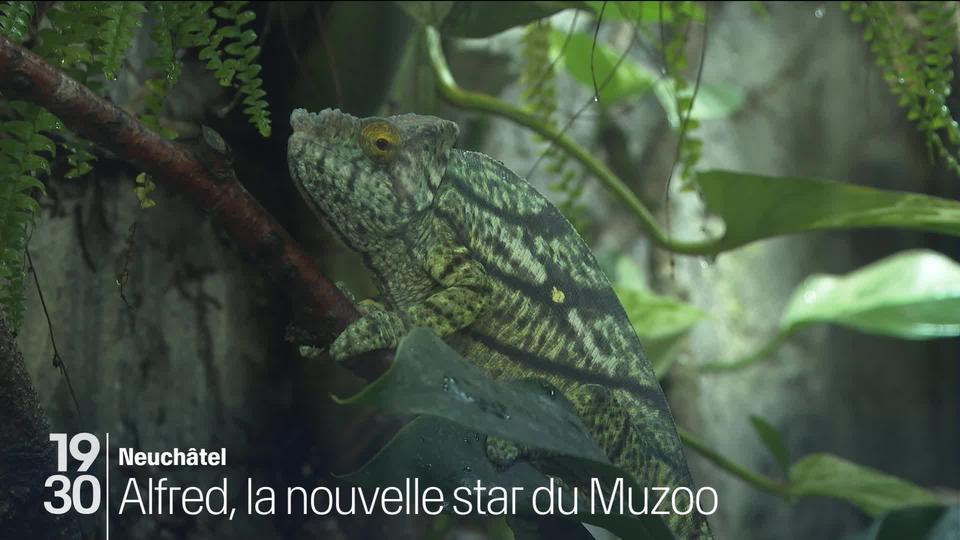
[570,385,715,540]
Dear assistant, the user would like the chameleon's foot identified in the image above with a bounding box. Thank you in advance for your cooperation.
[484,435,522,469]
[357,298,387,315]
[335,281,386,315]
[298,345,325,359]
[329,309,408,362]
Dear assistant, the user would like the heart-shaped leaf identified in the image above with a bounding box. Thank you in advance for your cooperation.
[336,328,677,539]
[781,250,960,339]
[549,30,656,104]
[697,171,960,253]
[789,453,940,517]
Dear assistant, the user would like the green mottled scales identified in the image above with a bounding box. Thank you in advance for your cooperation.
[288,109,713,539]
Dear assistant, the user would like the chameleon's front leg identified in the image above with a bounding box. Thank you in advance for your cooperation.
[329,244,490,361]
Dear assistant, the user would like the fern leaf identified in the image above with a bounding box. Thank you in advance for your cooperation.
[0,1,33,43]
[846,1,960,176]
[98,1,145,80]
[203,1,271,136]
[139,1,183,139]
[0,101,56,327]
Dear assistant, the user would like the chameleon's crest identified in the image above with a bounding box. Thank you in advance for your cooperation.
[288,109,458,251]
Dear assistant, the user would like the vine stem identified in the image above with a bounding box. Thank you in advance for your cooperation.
[678,426,791,497]
[425,27,723,256]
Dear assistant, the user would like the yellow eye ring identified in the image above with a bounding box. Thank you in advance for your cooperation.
[359,120,400,162]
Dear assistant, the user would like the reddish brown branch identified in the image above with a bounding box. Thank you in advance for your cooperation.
[0,35,390,380]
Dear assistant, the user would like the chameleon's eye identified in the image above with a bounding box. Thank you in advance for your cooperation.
[359,120,400,163]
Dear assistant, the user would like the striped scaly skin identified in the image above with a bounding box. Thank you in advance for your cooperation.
[288,109,713,539]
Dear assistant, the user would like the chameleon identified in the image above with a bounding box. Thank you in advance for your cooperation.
[287,108,713,539]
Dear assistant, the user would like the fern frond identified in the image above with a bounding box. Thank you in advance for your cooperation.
[98,1,145,80]
[0,100,57,327]
[846,1,960,175]
[38,2,107,83]
[0,1,33,43]
[62,137,96,178]
[201,1,270,136]
[171,1,215,48]
[140,1,185,139]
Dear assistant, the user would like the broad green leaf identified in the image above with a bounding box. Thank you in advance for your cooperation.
[549,30,656,104]
[615,284,704,376]
[547,29,741,113]
[789,453,940,517]
[697,170,960,253]
[781,250,960,339]
[703,250,960,371]
[397,1,575,38]
[337,328,675,539]
[842,505,958,540]
[748,415,789,476]
[340,416,597,538]
[615,285,705,342]
[337,328,607,463]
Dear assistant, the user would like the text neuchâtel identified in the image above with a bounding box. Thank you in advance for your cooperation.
[118,447,226,467]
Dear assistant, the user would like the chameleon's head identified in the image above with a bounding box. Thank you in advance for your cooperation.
[288,108,459,251]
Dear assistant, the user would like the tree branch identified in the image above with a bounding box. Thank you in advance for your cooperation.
[0,35,390,380]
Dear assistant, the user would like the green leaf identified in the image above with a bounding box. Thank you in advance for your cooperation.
[703,249,960,372]
[614,284,704,376]
[20,154,48,173]
[788,453,940,517]
[549,30,656,104]
[609,255,703,376]
[781,250,960,339]
[98,1,146,80]
[842,505,958,540]
[653,80,746,127]
[615,285,705,342]
[337,328,675,539]
[398,1,575,38]
[337,329,607,462]
[748,416,789,476]
[16,176,46,195]
[341,416,598,537]
[697,170,960,253]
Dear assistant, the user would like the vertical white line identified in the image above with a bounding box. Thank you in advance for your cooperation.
[105,432,110,540]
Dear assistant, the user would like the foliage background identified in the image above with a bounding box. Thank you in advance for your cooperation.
[1,2,958,539]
